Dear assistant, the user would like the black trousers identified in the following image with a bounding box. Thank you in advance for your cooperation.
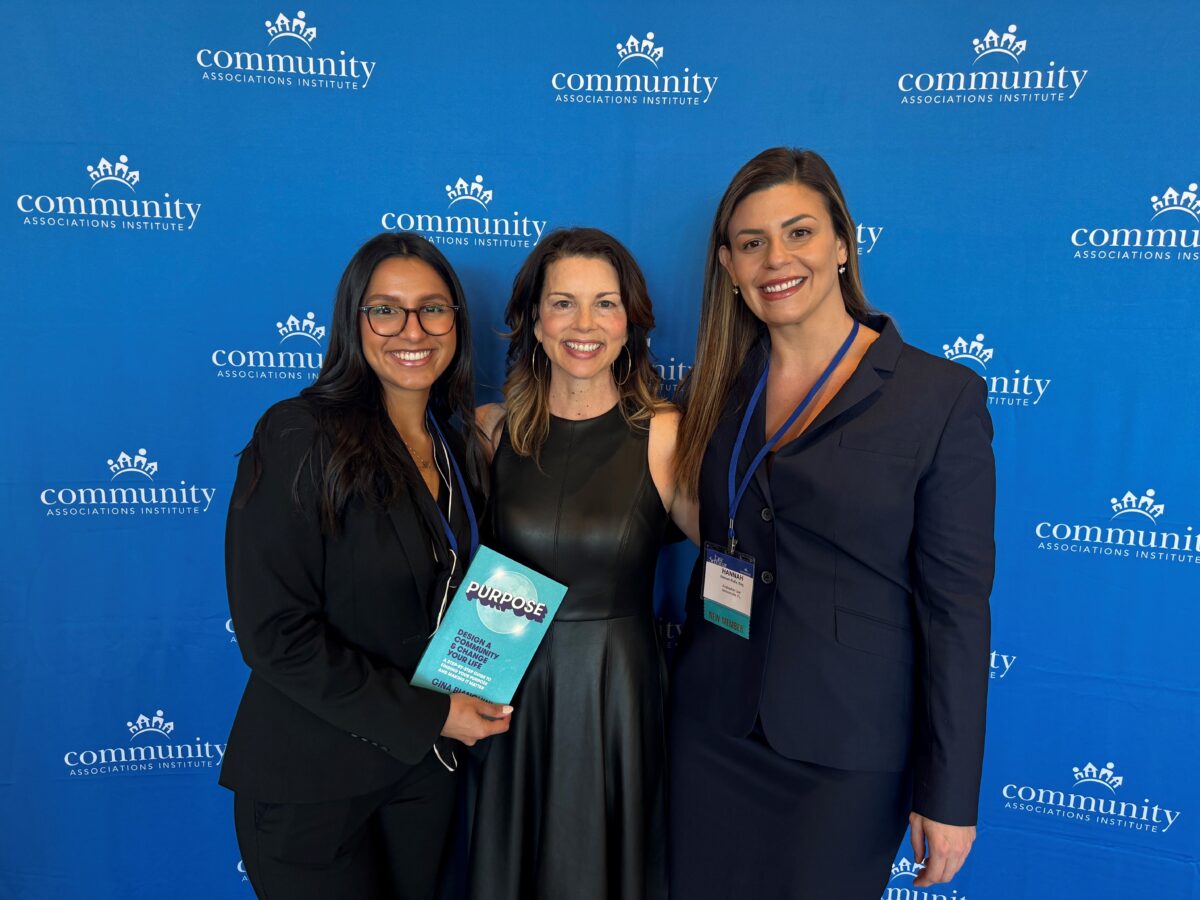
[669,711,911,900]
[234,752,456,900]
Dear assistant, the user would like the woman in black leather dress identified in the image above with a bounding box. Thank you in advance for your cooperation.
[468,229,697,900]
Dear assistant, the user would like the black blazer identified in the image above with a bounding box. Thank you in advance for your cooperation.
[672,315,995,826]
[218,398,469,803]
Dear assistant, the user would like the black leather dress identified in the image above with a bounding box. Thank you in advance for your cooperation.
[468,405,669,900]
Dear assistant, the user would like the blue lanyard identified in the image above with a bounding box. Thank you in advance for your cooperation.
[425,413,480,564]
[726,320,860,552]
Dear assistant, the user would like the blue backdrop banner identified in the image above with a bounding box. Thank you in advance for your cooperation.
[2,2,1197,897]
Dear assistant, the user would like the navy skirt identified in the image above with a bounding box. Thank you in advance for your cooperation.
[669,711,911,899]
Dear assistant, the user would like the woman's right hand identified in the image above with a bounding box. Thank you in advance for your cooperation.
[440,694,513,746]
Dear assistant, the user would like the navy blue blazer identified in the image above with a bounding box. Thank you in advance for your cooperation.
[672,315,995,826]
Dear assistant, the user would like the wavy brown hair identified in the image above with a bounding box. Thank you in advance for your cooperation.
[675,148,876,496]
[501,228,665,460]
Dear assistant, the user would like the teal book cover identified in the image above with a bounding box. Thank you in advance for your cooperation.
[412,545,568,704]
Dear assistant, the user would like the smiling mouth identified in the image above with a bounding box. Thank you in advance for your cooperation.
[563,341,603,353]
[760,277,807,295]
[388,349,434,364]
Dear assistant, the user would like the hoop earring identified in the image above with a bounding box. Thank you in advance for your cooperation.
[613,344,633,387]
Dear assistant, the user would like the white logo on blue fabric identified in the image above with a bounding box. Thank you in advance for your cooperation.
[647,338,692,393]
[890,857,926,881]
[1002,761,1182,835]
[972,24,1027,63]
[196,10,377,90]
[940,332,1051,407]
[380,176,548,250]
[881,856,969,899]
[86,154,139,192]
[550,30,720,107]
[108,448,158,480]
[40,450,217,518]
[1150,183,1200,221]
[1072,182,1200,261]
[211,313,326,382]
[990,650,1016,680]
[16,155,202,231]
[1111,489,1164,523]
[857,224,884,255]
[445,175,493,210]
[616,33,664,67]
[898,22,1087,105]
[62,708,226,778]
[265,10,316,47]
[1035,489,1198,564]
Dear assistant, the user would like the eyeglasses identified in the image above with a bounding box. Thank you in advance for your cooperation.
[359,303,460,337]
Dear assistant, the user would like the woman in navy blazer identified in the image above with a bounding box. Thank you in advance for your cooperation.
[670,149,995,898]
[220,233,512,899]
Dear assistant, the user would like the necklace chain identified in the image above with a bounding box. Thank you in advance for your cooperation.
[403,436,434,471]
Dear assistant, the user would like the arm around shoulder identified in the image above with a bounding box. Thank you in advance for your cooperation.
[475,402,506,463]
[648,406,700,544]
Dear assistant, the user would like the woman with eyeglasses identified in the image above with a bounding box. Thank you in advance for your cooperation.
[466,228,697,900]
[220,232,512,900]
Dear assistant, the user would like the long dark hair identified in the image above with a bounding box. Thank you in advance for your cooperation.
[675,147,876,495]
[250,232,484,534]
[501,228,665,460]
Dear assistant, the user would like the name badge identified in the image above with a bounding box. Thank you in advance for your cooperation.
[701,542,754,639]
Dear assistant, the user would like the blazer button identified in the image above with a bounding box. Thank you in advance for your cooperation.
[760,570,774,585]
[760,507,773,522]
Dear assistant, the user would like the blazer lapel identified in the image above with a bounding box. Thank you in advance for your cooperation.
[729,345,773,512]
[743,392,773,507]
[795,363,884,445]
[387,504,436,633]
[778,315,901,455]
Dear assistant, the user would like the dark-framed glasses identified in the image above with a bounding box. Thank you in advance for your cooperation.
[359,303,460,336]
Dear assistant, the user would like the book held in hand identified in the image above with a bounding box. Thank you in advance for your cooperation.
[412,545,568,704]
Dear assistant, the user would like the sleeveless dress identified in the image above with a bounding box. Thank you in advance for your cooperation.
[467,405,669,900]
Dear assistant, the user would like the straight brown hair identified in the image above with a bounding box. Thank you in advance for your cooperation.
[675,148,875,496]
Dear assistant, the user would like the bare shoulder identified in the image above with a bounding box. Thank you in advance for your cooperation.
[648,403,681,442]
[647,404,680,500]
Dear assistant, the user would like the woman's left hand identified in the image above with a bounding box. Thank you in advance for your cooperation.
[909,812,975,886]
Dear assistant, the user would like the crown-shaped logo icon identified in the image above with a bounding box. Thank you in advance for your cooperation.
[971,24,1027,63]
[942,333,994,369]
[890,857,926,880]
[1110,489,1164,522]
[127,709,175,741]
[1150,183,1200,221]
[277,312,326,344]
[107,449,158,480]
[265,10,316,46]
[86,155,139,192]
[445,175,493,209]
[1072,761,1123,792]
[616,32,665,67]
